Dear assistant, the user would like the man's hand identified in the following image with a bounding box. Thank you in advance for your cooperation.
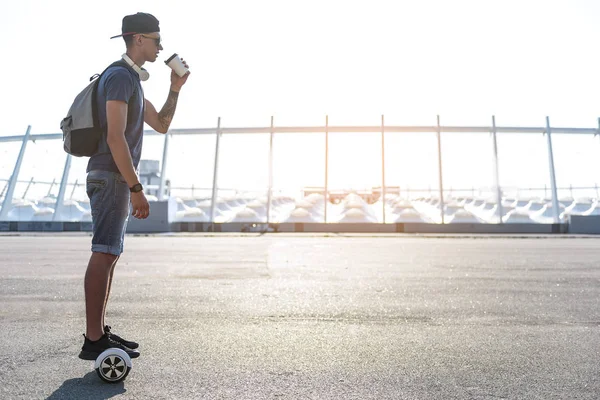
[144,60,190,134]
[131,191,150,219]
[170,59,190,92]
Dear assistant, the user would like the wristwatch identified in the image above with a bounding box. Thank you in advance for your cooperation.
[129,183,143,193]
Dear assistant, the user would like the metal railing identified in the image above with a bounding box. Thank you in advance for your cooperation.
[1,115,599,223]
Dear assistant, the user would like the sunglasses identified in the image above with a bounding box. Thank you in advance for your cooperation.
[139,34,161,47]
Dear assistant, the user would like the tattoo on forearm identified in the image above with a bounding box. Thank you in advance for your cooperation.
[158,90,180,131]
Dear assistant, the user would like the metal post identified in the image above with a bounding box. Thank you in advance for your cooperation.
[47,179,56,197]
[158,132,170,201]
[22,177,34,199]
[436,116,445,224]
[209,117,222,225]
[569,184,573,199]
[53,154,72,221]
[597,118,600,200]
[324,115,329,223]
[381,115,386,223]
[70,179,78,200]
[545,116,561,223]
[266,116,275,224]
[491,116,503,223]
[0,125,31,220]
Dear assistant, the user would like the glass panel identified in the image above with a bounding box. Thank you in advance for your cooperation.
[167,134,216,200]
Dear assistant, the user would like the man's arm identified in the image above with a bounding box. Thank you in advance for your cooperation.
[144,89,179,134]
[106,100,149,219]
[145,62,190,133]
[106,100,140,186]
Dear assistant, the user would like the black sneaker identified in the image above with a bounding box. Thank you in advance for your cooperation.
[78,334,140,360]
[104,325,139,350]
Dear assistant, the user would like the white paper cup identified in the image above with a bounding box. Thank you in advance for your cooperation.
[165,53,189,77]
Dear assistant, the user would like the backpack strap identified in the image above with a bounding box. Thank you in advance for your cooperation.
[91,60,140,128]
[90,60,128,82]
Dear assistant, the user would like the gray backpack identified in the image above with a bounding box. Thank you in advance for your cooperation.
[61,61,126,157]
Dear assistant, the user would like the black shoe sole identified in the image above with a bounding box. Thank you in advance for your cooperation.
[78,351,98,360]
[79,350,140,360]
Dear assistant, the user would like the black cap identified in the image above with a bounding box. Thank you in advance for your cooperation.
[110,12,160,39]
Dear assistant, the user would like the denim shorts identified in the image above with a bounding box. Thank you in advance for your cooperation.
[86,170,131,256]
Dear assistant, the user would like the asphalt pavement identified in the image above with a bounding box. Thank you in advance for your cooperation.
[0,233,599,399]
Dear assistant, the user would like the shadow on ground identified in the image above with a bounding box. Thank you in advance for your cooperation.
[46,371,126,400]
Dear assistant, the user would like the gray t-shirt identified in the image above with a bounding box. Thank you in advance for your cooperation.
[87,61,145,174]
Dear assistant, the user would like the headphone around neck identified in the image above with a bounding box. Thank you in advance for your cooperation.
[121,53,150,81]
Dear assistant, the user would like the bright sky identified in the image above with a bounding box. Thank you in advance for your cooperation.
[1,0,600,199]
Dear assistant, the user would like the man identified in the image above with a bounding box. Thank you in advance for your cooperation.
[79,12,190,360]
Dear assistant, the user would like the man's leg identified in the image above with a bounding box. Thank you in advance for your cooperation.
[102,254,140,350]
[85,251,118,341]
[79,250,139,361]
[102,256,120,329]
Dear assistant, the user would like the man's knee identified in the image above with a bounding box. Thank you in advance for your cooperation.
[91,251,119,267]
